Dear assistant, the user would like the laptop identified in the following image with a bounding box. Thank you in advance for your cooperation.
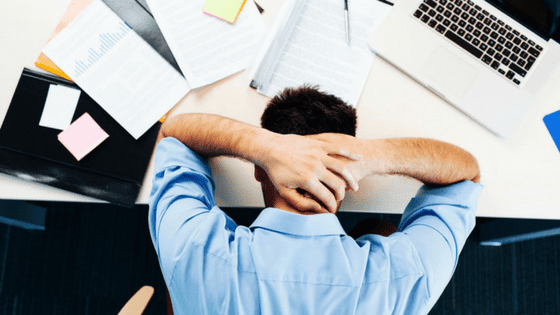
[368,0,560,138]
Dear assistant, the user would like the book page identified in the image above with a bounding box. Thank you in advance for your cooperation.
[247,0,302,87]
[145,0,265,88]
[255,0,392,107]
[43,0,190,139]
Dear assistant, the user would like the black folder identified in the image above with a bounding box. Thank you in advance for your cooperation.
[102,0,183,75]
[0,68,159,207]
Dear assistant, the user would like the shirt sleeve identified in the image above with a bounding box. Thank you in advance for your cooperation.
[148,137,217,282]
[397,180,483,307]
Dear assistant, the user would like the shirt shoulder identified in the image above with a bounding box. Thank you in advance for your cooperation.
[153,137,213,178]
[392,181,483,312]
[148,138,219,282]
[399,180,483,233]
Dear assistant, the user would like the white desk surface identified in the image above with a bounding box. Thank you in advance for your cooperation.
[2,0,560,219]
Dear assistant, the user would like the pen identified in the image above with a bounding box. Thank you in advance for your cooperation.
[344,0,349,43]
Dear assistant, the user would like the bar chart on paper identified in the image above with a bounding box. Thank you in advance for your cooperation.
[43,0,191,140]
[73,21,131,77]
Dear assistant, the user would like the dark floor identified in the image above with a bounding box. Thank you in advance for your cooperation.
[0,201,559,314]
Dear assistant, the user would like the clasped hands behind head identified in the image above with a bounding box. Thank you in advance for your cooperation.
[257,85,361,214]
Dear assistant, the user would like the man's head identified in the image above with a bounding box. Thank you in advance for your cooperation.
[260,85,357,136]
[256,85,358,212]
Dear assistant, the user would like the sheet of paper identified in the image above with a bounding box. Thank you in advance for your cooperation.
[145,0,265,88]
[58,113,109,161]
[203,0,247,24]
[34,0,94,81]
[255,0,392,107]
[42,0,190,139]
[39,84,82,130]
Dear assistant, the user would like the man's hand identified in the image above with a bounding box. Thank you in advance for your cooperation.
[159,114,362,213]
[306,134,374,184]
[307,133,481,186]
[261,134,362,213]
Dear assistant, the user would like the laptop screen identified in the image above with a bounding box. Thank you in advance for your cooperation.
[486,0,560,40]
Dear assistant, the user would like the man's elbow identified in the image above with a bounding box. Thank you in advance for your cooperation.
[469,154,481,183]
[157,116,178,144]
[471,173,481,183]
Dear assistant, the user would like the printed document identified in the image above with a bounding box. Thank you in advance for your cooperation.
[145,0,265,88]
[43,0,190,139]
[249,0,392,107]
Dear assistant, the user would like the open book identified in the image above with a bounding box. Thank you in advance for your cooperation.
[248,0,392,107]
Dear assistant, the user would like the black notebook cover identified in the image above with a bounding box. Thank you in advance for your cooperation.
[0,68,159,207]
[102,0,183,75]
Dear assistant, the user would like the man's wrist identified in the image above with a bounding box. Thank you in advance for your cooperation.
[358,139,391,177]
[241,128,280,168]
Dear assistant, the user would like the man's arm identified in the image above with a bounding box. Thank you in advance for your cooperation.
[310,133,482,311]
[158,114,361,213]
[364,137,480,184]
[307,134,480,185]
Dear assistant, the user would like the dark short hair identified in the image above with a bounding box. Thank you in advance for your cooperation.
[261,85,357,136]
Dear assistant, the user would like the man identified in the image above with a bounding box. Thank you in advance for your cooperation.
[149,86,482,315]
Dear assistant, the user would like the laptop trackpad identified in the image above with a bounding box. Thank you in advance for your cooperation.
[420,46,479,99]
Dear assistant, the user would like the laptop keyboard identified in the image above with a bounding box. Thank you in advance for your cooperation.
[413,0,544,86]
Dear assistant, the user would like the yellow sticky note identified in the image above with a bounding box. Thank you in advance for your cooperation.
[202,0,247,24]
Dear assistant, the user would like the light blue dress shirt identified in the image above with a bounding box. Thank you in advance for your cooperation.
[149,137,483,315]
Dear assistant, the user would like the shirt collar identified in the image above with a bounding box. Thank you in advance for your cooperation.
[249,208,346,236]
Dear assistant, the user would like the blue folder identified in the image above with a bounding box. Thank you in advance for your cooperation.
[544,109,560,154]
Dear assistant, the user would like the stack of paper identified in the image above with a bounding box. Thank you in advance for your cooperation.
[145,0,265,88]
[248,0,392,107]
[42,0,190,140]
[41,0,265,140]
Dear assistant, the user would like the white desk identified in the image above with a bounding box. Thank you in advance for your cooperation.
[2,0,560,219]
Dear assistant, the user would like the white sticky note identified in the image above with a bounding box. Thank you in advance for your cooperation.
[39,84,81,130]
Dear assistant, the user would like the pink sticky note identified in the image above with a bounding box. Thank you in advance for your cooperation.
[58,113,109,161]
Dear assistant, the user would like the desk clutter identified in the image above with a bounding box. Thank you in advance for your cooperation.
[0,69,159,207]
[1,0,394,205]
